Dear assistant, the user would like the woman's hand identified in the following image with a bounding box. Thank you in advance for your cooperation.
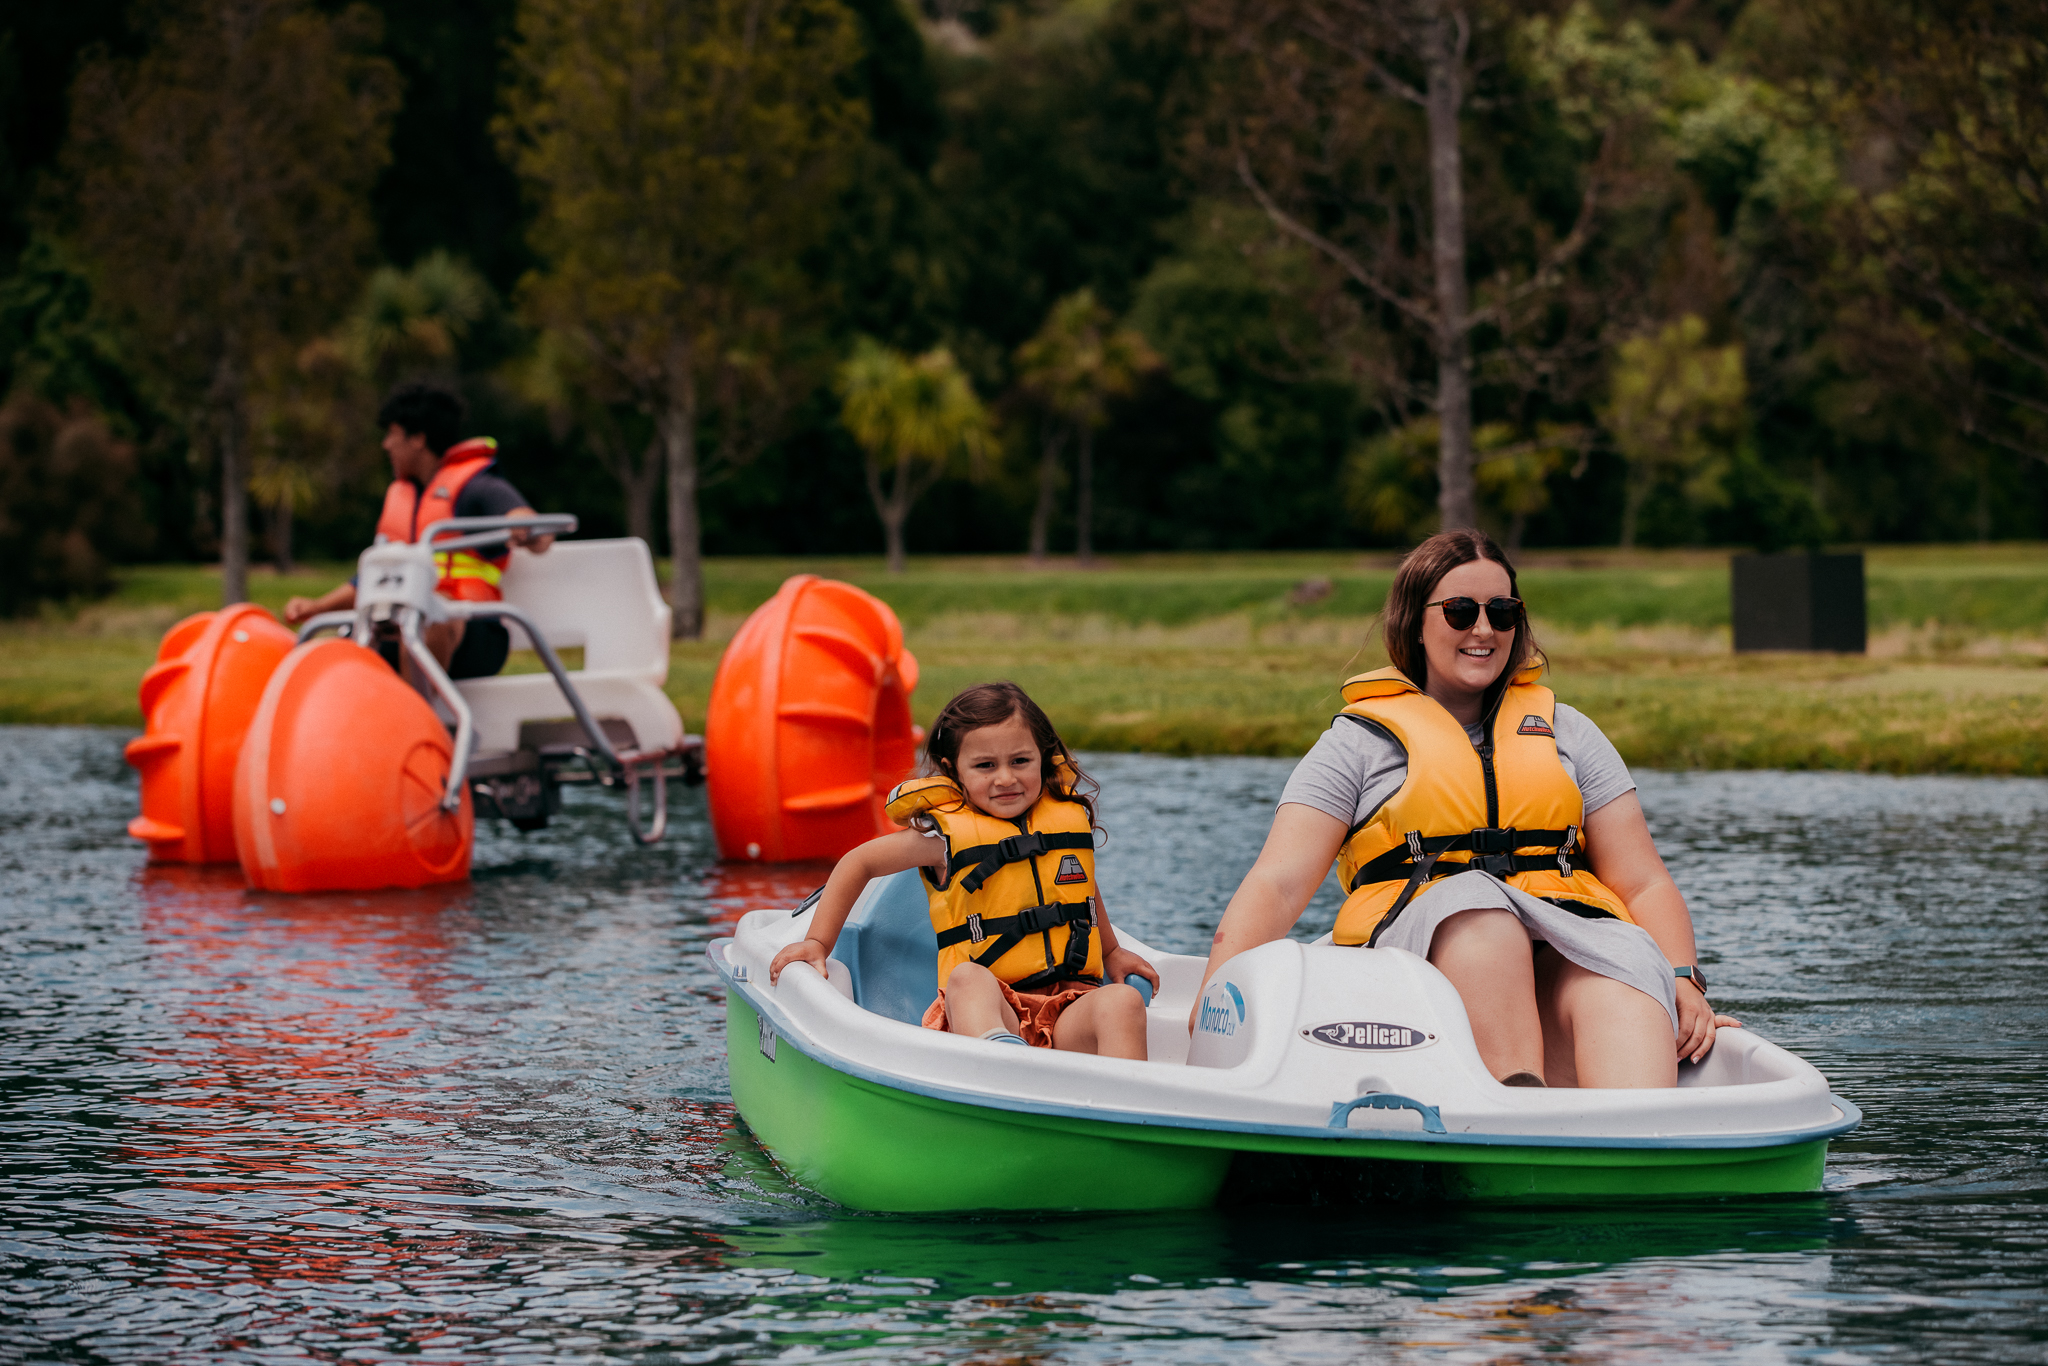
[769,938,828,985]
[1103,946,1158,995]
[1675,983,1743,1063]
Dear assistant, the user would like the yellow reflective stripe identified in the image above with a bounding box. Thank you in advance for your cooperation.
[434,551,503,584]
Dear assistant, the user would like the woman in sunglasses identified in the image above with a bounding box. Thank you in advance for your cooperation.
[1193,528,1734,1087]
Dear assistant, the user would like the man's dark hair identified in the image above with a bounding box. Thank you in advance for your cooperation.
[376,383,465,456]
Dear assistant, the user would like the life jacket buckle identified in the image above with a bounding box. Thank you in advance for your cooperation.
[1469,826,1518,877]
[997,831,1049,864]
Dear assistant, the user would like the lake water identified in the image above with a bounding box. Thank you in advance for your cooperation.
[3,726,2044,1363]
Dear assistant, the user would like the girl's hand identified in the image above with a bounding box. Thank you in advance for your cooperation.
[1103,946,1158,995]
[1675,984,1741,1064]
[769,938,828,985]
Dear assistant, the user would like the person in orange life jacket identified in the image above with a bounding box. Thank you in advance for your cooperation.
[1194,529,1741,1089]
[283,384,554,678]
[769,682,1159,1059]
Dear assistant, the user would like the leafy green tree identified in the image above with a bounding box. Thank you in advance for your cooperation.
[838,338,990,573]
[61,0,399,605]
[0,394,151,614]
[1183,0,1673,532]
[1603,315,1745,548]
[1344,415,1582,551]
[1014,288,1158,563]
[499,0,865,638]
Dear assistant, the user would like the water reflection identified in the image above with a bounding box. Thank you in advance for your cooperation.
[2,728,2044,1363]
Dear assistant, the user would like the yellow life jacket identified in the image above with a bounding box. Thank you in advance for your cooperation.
[1331,664,1635,947]
[883,766,1103,994]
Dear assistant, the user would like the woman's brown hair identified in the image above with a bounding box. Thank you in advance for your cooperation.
[1382,529,1542,709]
[923,681,1099,825]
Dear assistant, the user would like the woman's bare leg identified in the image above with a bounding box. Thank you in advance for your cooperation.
[942,963,1020,1037]
[1052,983,1148,1059]
[1427,908,1544,1082]
[1539,956,1676,1089]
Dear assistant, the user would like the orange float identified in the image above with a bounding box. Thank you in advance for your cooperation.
[706,575,920,862]
[125,604,298,863]
[233,638,474,892]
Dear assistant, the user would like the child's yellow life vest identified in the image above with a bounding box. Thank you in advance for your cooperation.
[884,766,1103,994]
[1331,664,1634,947]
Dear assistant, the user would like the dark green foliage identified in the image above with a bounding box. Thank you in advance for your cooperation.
[0,394,151,614]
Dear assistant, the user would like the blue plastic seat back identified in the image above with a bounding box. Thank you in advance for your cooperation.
[828,868,937,1025]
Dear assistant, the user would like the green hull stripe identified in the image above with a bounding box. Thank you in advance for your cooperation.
[727,998,1830,1212]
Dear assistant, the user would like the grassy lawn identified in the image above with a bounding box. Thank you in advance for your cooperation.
[8,546,2048,773]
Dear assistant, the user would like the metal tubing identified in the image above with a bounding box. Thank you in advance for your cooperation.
[624,762,667,845]
[398,610,474,810]
[293,611,359,645]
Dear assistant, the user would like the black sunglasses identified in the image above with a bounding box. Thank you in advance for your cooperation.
[1425,596,1523,631]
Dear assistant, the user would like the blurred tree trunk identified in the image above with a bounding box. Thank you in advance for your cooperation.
[662,368,703,639]
[1028,425,1065,563]
[271,497,294,575]
[1074,424,1095,565]
[1421,6,1475,531]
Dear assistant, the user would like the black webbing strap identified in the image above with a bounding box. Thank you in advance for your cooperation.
[935,900,1094,949]
[1358,827,1581,948]
[949,830,1094,894]
[1347,827,1578,893]
[934,901,1099,993]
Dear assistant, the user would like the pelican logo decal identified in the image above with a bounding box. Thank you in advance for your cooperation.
[1302,1021,1435,1051]
[1053,853,1088,885]
[1517,714,1554,737]
[1197,982,1246,1036]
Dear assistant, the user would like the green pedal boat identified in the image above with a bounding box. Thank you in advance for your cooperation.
[713,870,1860,1211]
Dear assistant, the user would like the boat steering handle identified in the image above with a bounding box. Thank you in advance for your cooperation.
[416,514,579,557]
[1328,1093,1446,1134]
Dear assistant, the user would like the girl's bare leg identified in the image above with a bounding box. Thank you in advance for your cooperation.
[1051,983,1148,1060]
[1538,954,1676,1089]
[1427,908,1544,1082]
[942,963,1020,1037]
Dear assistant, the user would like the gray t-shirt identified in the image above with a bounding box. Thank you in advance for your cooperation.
[1280,702,1634,828]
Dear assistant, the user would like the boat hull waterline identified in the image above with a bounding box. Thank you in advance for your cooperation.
[715,872,1859,1211]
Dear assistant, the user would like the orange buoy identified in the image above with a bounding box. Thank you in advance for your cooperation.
[125,604,298,863]
[233,638,474,893]
[706,575,920,862]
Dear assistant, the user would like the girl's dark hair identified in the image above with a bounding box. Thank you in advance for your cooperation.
[1383,529,1542,711]
[923,681,1099,826]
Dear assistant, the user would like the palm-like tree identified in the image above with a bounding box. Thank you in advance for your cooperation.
[839,339,991,573]
[1014,289,1157,565]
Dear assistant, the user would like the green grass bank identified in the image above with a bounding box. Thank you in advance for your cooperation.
[6,546,2048,774]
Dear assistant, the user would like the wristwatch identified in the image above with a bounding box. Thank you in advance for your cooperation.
[1673,964,1709,997]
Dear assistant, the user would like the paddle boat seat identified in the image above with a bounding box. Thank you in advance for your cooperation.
[829,869,943,1025]
[454,537,684,757]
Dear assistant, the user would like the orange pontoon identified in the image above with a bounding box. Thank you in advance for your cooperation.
[705,575,920,863]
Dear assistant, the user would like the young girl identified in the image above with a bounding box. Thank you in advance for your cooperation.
[768,682,1158,1059]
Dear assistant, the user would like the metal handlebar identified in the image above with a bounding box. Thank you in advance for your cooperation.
[415,514,578,558]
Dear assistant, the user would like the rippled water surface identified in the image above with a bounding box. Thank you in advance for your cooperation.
[4,727,2045,1363]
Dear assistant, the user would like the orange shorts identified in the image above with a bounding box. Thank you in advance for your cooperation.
[921,979,1100,1049]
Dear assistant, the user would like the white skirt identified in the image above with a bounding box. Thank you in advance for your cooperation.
[1369,869,1680,1034]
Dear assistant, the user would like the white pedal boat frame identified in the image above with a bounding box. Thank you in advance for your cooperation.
[714,868,1860,1211]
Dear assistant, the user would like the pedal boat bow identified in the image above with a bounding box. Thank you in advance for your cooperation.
[713,869,1859,1212]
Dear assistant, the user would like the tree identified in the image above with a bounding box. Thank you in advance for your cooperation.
[1014,289,1158,563]
[499,0,865,638]
[838,338,990,573]
[0,394,151,614]
[1603,315,1745,548]
[62,0,399,605]
[1183,0,1655,530]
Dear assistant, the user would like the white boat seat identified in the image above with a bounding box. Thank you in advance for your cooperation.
[831,869,940,1025]
[454,536,685,756]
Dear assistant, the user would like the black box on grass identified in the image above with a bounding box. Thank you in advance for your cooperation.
[1731,551,1866,652]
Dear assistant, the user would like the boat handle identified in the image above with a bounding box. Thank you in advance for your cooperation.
[1328,1093,1445,1134]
